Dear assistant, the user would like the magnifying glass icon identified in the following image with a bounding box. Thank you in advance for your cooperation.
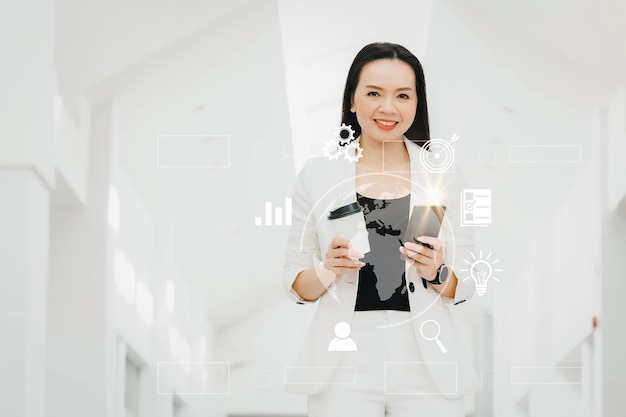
[420,320,447,354]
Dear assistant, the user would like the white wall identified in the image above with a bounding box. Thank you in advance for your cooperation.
[47,101,220,417]
[598,87,626,417]
[606,89,626,212]
[0,0,56,187]
[108,155,221,417]
[52,95,90,205]
[0,4,56,416]
[425,1,617,415]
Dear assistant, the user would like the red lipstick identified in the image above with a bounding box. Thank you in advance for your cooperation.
[374,119,398,131]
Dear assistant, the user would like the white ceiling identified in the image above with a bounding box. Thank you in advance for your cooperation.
[55,0,251,93]
[459,0,626,85]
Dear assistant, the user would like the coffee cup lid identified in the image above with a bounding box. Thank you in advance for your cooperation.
[327,202,363,220]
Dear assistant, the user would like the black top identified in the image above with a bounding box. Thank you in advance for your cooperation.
[354,192,411,311]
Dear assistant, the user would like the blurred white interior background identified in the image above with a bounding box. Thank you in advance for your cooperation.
[1,0,625,416]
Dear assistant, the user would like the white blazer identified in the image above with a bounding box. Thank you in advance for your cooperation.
[283,137,481,398]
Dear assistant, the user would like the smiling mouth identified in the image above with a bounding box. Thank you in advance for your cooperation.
[374,119,398,130]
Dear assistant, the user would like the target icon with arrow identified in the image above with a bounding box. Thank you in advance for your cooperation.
[419,134,459,173]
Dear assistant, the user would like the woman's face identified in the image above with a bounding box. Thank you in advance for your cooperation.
[351,59,418,145]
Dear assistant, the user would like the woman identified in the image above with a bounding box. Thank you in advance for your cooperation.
[284,42,480,416]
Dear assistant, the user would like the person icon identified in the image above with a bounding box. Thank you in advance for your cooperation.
[328,321,357,351]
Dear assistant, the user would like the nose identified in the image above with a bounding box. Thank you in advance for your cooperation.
[380,96,395,113]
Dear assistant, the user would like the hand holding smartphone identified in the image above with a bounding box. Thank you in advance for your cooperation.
[401,205,446,259]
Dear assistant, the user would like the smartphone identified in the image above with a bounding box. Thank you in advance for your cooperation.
[402,205,446,254]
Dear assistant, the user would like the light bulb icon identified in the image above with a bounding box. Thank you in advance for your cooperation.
[460,250,502,296]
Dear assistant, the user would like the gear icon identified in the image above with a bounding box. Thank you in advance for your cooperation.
[343,142,363,162]
[323,140,342,160]
[335,123,355,145]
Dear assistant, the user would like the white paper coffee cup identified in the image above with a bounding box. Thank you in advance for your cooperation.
[327,202,370,257]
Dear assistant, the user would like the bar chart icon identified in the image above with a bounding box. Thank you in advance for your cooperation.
[255,197,292,226]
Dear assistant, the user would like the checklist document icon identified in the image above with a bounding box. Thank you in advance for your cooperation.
[461,189,492,227]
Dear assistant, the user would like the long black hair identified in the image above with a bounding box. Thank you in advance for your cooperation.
[341,42,430,147]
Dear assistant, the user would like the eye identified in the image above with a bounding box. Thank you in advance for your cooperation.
[398,93,410,99]
[367,91,380,97]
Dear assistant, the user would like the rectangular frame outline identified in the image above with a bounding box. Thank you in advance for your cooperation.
[510,366,584,385]
[156,361,231,395]
[480,369,498,387]
[384,361,458,395]
[382,140,411,174]
[508,145,582,163]
[156,135,231,168]
[283,366,357,385]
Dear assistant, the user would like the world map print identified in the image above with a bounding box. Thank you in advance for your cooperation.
[355,193,411,311]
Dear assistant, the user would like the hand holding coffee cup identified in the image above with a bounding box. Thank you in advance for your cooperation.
[323,237,366,279]
[325,202,371,278]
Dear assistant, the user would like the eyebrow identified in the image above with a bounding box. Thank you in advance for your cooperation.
[364,85,415,92]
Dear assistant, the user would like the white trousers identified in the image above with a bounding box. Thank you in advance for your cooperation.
[307,310,464,417]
